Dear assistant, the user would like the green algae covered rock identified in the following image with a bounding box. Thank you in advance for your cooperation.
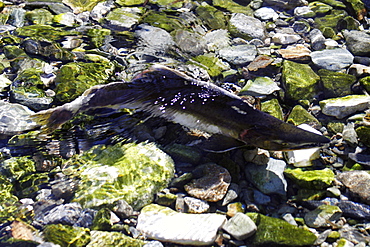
[192,54,229,77]
[282,60,320,101]
[62,0,102,13]
[141,11,183,32]
[355,126,370,147]
[246,212,317,246]
[43,224,90,247]
[261,98,284,120]
[309,1,333,14]
[213,0,253,14]
[116,0,146,6]
[86,28,111,48]
[86,230,146,247]
[304,204,342,228]
[54,60,114,103]
[91,208,114,231]
[15,25,79,42]
[1,156,36,182]
[314,9,347,31]
[0,176,19,222]
[70,142,175,210]
[195,3,227,30]
[345,0,367,20]
[149,0,184,8]
[25,9,54,25]
[284,168,335,190]
[163,143,202,164]
[287,105,320,127]
[359,76,370,93]
[104,7,144,31]
[318,69,356,98]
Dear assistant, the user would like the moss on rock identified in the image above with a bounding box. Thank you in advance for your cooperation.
[282,60,320,101]
[261,98,284,121]
[43,224,91,247]
[287,105,320,127]
[355,126,370,147]
[284,168,335,190]
[318,69,356,98]
[87,230,146,247]
[247,212,317,246]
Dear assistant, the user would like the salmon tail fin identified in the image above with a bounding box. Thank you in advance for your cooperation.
[31,105,76,133]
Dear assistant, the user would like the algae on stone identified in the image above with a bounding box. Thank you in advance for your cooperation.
[304,204,342,228]
[25,9,54,25]
[1,156,36,182]
[282,60,320,101]
[71,142,175,210]
[318,69,356,98]
[86,28,111,49]
[314,9,347,31]
[359,76,370,93]
[116,0,146,6]
[284,168,335,190]
[261,98,284,120]
[43,224,91,247]
[62,0,103,14]
[141,11,183,32]
[54,60,114,103]
[87,230,146,247]
[195,3,227,30]
[0,176,19,222]
[355,126,370,147]
[213,0,253,14]
[192,54,229,77]
[287,105,320,127]
[15,25,79,42]
[247,212,317,246]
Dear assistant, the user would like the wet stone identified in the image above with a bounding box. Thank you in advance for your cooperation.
[228,13,267,41]
[204,29,230,52]
[304,204,342,228]
[0,101,37,135]
[311,48,354,71]
[218,44,257,65]
[135,24,175,55]
[184,163,231,202]
[277,44,311,60]
[319,95,370,119]
[254,7,278,21]
[343,29,370,56]
[104,7,143,31]
[43,224,90,247]
[183,197,210,213]
[245,158,287,196]
[336,200,370,220]
[136,204,226,245]
[222,212,257,240]
[87,230,146,247]
[175,29,206,56]
[239,76,280,97]
[336,170,370,204]
[318,69,356,98]
[272,32,301,45]
[284,168,335,190]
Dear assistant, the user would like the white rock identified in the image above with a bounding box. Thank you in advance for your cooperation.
[222,212,257,240]
[320,95,370,119]
[184,197,210,213]
[0,74,12,91]
[286,124,322,167]
[272,32,301,45]
[137,204,227,246]
[311,48,354,71]
[254,7,279,21]
[204,29,230,52]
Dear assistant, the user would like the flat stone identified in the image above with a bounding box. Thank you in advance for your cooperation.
[319,95,370,119]
[304,204,342,228]
[318,69,356,98]
[272,32,301,45]
[136,204,227,245]
[343,30,370,56]
[245,158,287,196]
[310,48,354,71]
[228,13,267,41]
[184,163,231,202]
[222,212,257,240]
[336,171,370,204]
[277,44,311,60]
[218,45,257,65]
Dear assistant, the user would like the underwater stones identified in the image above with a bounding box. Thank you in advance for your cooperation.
[254,7,278,21]
[247,212,317,246]
[104,7,143,31]
[228,13,267,41]
[195,3,227,30]
[282,60,320,101]
[318,69,356,98]
[222,212,257,240]
[174,30,206,56]
[87,230,146,247]
[239,76,280,97]
[319,95,370,119]
[26,9,53,25]
[136,204,226,245]
[218,45,257,65]
[272,32,301,45]
[43,224,90,247]
[261,98,283,120]
[192,54,229,77]
[33,202,84,226]
[184,163,231,202]
[343,30,370,56]
[54,61,114,103]
[53,12,76,26]
[135,24,175,54]
[304,204,342,228]
[0,176,18,221]
[311,48,354,71]
[15,25,79,42]
[204,29,230,52]
[337,171,370,204]
[62,0,102,13]
[245,158,287,196]
[72,142,175,210]
[356,126,370,147]
[0,101,37,135]
[163,143,202,164]
[287,105,320,127]
[284,168,335,190]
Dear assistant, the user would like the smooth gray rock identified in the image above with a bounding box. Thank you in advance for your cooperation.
[218,45,257,65]
[175,29,206,56]
[337,171,370,204]
[343,30,370,56]
[320,95,370,119]
[245,158,287,196]
[228,13,267,41]
[135,24,175,54]
[137,204,226,245]
[222,212,257,240]
[311,48,354,71]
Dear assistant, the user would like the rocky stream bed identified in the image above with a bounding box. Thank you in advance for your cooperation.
[1,0,370,246]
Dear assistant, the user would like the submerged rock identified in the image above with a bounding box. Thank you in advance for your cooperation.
[228,13,267,41]
[136,204,226,245]
[87,230,146,247]
[247,212,317,246]
[71,142,175,210]
[43,224,90,247]
[239,76,280,97]
[218,44,257,65]
[0,101,37,135]
[284,168,335,190]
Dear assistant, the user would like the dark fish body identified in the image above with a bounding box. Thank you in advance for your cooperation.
[32,65,329,150]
